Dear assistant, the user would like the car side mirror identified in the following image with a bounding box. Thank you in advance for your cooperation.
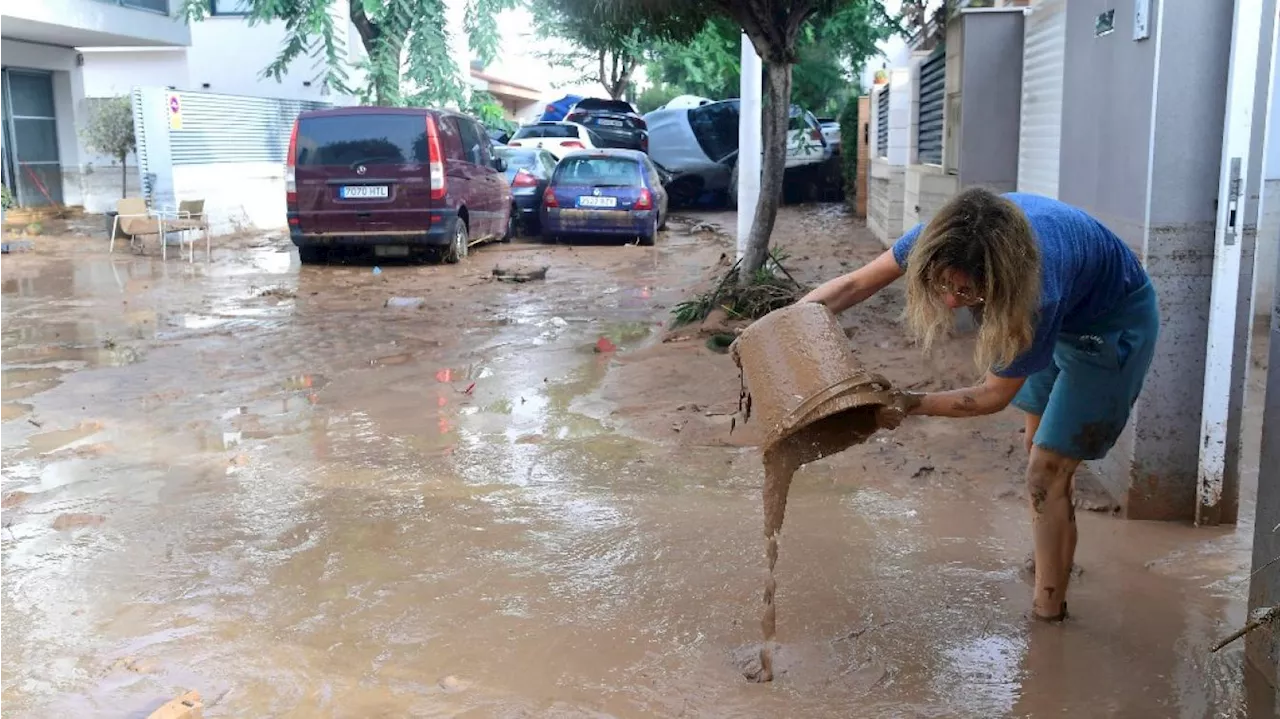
[492,157,508,172]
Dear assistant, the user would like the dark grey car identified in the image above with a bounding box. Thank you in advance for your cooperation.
[494,146,558,234]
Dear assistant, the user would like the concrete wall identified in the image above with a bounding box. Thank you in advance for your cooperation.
[868,159,905,246]
[1059,0,1233,520]
[79,49,190,97]
[886,67,913,166]
[80,6,363,105]
[1260,180,1279,315]
[903,165,959,231]
[1,0,190,48]
[1,39,86,207]
[956,10,1024,192]
[173,162,287,234]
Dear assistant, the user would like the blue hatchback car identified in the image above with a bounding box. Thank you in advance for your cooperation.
[540,149,669,246]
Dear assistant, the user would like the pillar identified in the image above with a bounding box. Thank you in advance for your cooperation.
[1058,0,1236,520]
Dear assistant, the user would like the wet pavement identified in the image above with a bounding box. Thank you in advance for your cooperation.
[0,212,1272,717]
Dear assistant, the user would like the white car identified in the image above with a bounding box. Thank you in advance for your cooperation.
[644,100,830,207]
[508,122,600,160]
[660,94,714,110]
[818,118,841,154]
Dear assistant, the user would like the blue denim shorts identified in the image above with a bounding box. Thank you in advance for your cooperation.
[1010,282,1160,460]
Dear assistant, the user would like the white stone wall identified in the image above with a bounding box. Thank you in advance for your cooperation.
[886,67,912,166]
[903,165,959,232]
[868,158,905,246]
[172,162,289,235]
[1256,178,1280,317]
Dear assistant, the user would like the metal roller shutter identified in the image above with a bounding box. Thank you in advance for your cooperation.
[876,84,890,157]
[167,92,329,166]
[1016,0,1066,198]
[917,47,946,166]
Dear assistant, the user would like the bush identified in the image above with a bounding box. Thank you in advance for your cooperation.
[1,184,13,210]
[635,84,681,114]
[838,94,860,209]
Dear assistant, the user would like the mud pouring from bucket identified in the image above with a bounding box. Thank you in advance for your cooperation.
[730,302,903,683]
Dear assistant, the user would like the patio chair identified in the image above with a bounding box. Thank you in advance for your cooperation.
[159,199,210,262]
[109,198,169,258]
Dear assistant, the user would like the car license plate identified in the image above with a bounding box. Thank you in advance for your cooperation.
[578,195,618,208]
[597,119,624,127]
[374,245,410,257]
[341,185,389,199]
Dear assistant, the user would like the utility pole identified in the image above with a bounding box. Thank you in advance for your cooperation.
[737,33,762,261]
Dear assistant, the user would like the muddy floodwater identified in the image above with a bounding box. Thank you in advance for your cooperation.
[1,209,1271,717]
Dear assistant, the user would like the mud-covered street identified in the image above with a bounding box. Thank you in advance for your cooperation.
[1,206,1269,717]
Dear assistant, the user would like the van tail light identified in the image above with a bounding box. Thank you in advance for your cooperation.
[640,135,649,153]
[634,188,653,210]
[426,114,446,201]
[508,140,523,147]
[810,128,822,143]
[512,169,539,188]
[543,187,559,208]
[285,120,298,205]
[562,141,584,149]
[566,112,585,122]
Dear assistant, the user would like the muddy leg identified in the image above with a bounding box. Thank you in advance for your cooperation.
[1026,446,1081,619]
[1023,412,1041,456]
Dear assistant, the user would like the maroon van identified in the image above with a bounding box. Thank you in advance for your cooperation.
[286,107,513,264]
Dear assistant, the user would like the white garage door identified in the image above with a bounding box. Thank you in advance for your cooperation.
[1017,0,1067,199]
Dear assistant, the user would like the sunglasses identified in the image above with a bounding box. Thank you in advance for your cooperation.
[935,281,984,304]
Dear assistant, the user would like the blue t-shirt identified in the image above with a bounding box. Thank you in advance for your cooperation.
[891,192,1148,378]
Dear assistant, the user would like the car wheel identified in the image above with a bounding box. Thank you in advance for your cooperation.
[298,245,328,265]
[445,218,469,264]
[639,217,657,246]
[502,205,516,242]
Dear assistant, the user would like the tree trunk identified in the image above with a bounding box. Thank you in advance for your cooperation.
[120,153,128,199]
[739,60,792,282]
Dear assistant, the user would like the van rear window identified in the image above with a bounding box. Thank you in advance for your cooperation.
[295,115,428,166]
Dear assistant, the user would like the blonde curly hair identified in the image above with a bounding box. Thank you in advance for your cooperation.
[903,187,1041,372]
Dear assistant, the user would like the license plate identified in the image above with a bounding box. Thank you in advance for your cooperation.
[374,245,410,257]
[597,119,624,127]
[341,185,389,199]
[578,195,618,208]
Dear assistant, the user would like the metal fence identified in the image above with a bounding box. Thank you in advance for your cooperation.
[917,47,945,165]
[876,85,889,157]
[131,87,331,206]
[168,92,329,166]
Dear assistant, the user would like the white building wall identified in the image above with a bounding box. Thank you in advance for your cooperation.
[0,39,87,207]
[1258,59,1280,316]
[2,0,190,48]
[73,2,363,213]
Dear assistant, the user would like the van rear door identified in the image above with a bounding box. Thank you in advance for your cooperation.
[294,112,431,236]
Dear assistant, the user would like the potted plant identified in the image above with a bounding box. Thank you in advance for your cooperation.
[0,181,13,223]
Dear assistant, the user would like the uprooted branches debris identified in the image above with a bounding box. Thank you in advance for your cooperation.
[671,250,809,327]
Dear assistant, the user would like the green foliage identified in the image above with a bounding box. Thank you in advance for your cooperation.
[80,96,137,199]
[531,0,710,99]
[838,92,860,207]
[1,185,13,210]
[181,0,514,108]
[634,83,681,114]
[467,91,516,134]
[670,250,809,326]
[646,2,893,116]
[80,96,136,160]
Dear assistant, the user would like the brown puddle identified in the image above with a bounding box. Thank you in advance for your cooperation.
[732,303,896,682]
